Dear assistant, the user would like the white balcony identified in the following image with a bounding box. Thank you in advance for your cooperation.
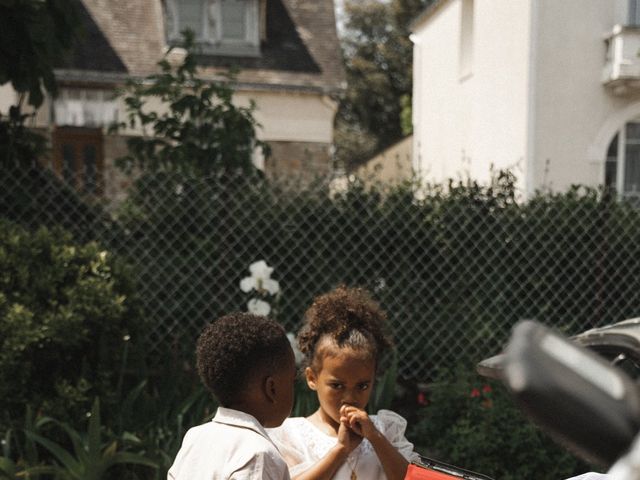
[603,25,640,95]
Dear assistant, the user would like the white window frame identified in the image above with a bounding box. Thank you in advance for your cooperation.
[459,0,474,80]
[629,0,640,26]
[622,122,640,197]
[605,120,640,202]
[165,0,260,57]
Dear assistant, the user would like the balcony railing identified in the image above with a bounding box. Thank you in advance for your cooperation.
[603,25,640,94]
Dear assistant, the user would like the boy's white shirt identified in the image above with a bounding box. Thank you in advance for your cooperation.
[168,407,291,480]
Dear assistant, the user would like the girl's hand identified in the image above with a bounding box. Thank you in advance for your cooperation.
[337,416,363,454]
[340,405,378,440]
[341,406,409,480]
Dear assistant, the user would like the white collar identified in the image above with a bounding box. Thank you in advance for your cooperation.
[213,407,276,447]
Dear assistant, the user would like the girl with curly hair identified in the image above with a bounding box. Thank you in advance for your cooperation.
[268,286,419,480]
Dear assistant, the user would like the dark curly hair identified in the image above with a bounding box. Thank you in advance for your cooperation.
[297,286,393,371]
[196,312,291,406]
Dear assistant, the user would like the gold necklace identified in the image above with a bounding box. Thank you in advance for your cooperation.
[346,450,360,480]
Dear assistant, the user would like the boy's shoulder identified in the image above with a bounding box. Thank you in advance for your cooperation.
[170,413,289,480]
[180,409,277,452]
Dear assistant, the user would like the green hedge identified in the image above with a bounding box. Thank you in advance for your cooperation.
[114,171,640,379]
[407,368,596,479]
[0,219,143,427]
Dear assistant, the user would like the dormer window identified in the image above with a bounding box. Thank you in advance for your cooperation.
[165,0,262,57]
[630,0,640,25]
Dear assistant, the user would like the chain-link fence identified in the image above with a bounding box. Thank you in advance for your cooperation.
[3,164,640,381]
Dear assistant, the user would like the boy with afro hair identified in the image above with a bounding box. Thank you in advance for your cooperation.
[168,312,296,480]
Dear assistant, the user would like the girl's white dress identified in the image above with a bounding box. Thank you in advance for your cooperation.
[267,409,420,480]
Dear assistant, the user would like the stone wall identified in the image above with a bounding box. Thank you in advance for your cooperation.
[264,140,333,180]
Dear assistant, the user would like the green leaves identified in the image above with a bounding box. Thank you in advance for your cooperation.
[408,370,589,479]
[0,457,57,479]
[0,408,59,479]
[0,107,48,169]
[0,0,81,108]
[112,31,268,177]
[336,0,431,169]
[25,399,157,480]
[2,374,211,480]
[0,220,141,426]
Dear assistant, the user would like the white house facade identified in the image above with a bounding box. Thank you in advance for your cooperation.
[412,0,640,200]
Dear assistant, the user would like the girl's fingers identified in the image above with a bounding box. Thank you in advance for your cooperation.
[345,409,367,424]
[345,411,360,420]
[346,414,363,433]
[349,422,363,436]
[340,406,375,438]
[341,404,358,412]
[341,405,361,416]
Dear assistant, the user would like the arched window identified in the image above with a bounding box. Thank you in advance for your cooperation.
[164,0,261,56]
[605,121,640,203]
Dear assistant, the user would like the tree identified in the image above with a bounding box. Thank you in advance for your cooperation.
[0,0,81,174]
[112,31,269,177]
[336,0,432,170]
[0,0,80,109]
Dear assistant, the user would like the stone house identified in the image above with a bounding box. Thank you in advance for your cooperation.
[1,0,344,201]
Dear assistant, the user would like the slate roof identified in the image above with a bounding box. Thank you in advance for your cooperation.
[58,0,345,94]
[60,1,128,73]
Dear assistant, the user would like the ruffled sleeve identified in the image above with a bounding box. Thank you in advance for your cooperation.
[376,409,421,463]
[267,419,317,477]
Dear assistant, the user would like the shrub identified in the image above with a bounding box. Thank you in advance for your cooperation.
[110,170,640,381]
[407,367,596,480]
[0,219,143,428]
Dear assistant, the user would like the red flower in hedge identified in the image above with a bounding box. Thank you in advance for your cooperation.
[470,388,481,398]
[482,384,492,394]
[417,391,428,406]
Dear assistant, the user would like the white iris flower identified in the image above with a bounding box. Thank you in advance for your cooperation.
[247,298,271,316]
[240,260,280,295]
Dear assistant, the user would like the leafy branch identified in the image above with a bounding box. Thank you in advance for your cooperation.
[111,30,270,177]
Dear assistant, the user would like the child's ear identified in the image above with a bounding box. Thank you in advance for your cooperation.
[305,367,317,391]
[264,375,277,403]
